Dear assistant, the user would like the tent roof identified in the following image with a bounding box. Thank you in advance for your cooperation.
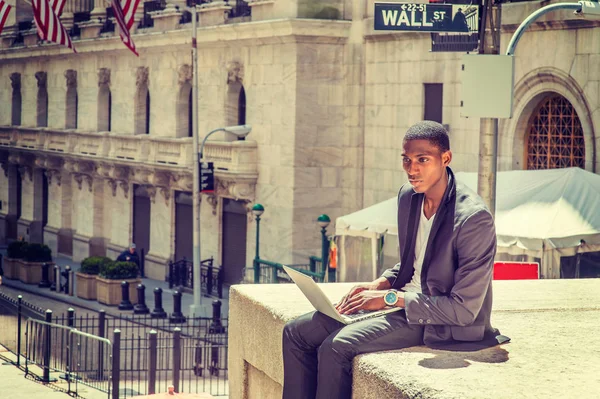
[335,168,600,250]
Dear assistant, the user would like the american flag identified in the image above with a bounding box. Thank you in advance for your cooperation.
[32,0,76,52]
[0,0,12,35]
[50,0,67,18]
[112,0,140,56]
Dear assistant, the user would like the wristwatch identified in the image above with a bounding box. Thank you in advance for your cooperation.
[384,289,399,307]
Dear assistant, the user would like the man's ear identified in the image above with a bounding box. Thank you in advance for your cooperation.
[442,150,452,166]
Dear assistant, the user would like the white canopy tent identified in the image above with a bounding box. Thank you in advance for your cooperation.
[335,168,600,281]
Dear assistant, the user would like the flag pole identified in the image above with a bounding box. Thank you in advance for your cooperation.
[190,1,202,317]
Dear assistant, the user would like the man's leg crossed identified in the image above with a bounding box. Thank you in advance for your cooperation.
[316,310,424,399]
[282,311,345,399]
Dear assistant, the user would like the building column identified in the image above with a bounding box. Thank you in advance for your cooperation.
[43,169,73,256]
[145,187,173,280]
[17,167,44,243]
[72,174,107,262]
[0,164,13,244]
[106,179,132,259]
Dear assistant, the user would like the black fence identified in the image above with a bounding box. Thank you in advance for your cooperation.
[0,293,229,398]
[168,256,224,298]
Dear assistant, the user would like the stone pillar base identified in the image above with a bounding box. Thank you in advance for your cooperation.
[73,233,91,263]
[73,233,108,262]
[43,225,60,256]
[89,236,108,258]
[17,218,36,243]
[144,253,170,281]
[23,29,40,46]
[58,228,74,256]
[198,2,232,27]
[0,31,18,49]
[77,21,104,39]
[247,0,275,21]
[107,242,126,260]
[150,4,182,32]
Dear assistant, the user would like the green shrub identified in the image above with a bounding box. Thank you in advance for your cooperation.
[7,240,28,259]
[23,243,52,262]
[80,256,112,275]
[99,261,138,280]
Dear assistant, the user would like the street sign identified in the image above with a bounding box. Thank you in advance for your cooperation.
[200,161,214,193]
[374,2,480,33]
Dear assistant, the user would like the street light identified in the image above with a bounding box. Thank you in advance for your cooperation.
[190,124,252,317]
[252,204,264,284]
[317,214,332,282]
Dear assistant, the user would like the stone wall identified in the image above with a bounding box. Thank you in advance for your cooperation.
[229,279,600,399]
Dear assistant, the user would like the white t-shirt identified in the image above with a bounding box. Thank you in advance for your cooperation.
[401,201,435,294]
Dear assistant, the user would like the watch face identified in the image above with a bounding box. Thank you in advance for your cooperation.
[385,291,396,305]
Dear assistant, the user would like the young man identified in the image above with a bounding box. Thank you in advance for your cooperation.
[282,121,506,399]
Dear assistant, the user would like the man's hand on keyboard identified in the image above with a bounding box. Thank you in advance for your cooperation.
[336,290,386,315]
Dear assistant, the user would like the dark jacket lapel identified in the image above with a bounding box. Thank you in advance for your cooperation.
[392,191,422,289]
[420,168,456,294]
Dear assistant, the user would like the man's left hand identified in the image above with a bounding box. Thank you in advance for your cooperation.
[337,290,387,315]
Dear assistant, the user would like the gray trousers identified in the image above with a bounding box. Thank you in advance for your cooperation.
[282,310,424,399]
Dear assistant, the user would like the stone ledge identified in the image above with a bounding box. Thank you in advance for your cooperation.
[229,279,600,399]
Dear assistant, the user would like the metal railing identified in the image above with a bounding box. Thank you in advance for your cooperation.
[168,256,224,298]
[23,313,117,399]
[0,293,230,398]
[0,293,45,367]
[253,258,326,284]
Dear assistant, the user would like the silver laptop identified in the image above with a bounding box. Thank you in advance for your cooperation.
[282,265,402,324]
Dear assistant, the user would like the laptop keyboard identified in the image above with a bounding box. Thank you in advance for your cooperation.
[343,310,373,319]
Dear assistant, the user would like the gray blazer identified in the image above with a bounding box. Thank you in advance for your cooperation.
[382,167,500,347]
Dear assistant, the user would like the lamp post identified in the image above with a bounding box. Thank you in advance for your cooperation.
[189,124,252,317]
[252,204,264,283]
[317,214,331,282]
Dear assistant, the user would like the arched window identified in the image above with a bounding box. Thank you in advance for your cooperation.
[97,68,111,132]
[176,82,192,138]
[238,86,246,125]
[226,80,246,134]
[36,72,48,127]
[98,85,112,132]
[10,73,21,126]
[526,94,585,170]
[65,70,78,129]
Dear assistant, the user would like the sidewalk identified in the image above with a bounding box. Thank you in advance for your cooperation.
[0,252,229,319]
[0,360,70,399]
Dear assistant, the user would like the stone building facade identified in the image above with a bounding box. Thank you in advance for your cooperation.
[0,0,598,282]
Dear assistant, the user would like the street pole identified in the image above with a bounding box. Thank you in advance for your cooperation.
[477,0,501,218]
[190,2,202,317]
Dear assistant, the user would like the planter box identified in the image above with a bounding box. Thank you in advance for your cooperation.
[2,257,20,279]
[18,260,46,285]
[96,277,141,306]
[76,272,98,300]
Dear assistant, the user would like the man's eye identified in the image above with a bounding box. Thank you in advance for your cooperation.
[402,158,410,164]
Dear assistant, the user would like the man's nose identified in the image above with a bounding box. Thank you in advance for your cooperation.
[407,161,419,175]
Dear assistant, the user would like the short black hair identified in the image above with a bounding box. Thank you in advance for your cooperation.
[403,120,450,152]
